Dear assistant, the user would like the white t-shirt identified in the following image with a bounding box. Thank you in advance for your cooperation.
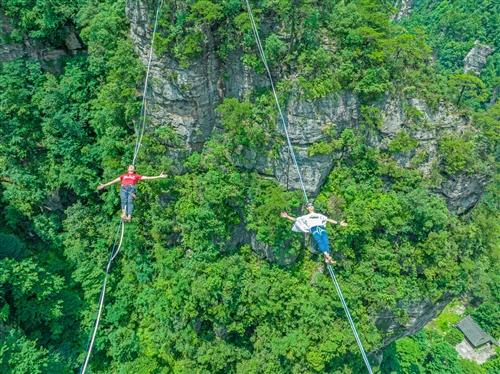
[292,213,328,233]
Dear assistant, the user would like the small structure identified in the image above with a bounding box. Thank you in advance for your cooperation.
[455,315,496,348]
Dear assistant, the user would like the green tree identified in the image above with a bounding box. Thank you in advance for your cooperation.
[444,329,464,346]
[470,302,500,338]
[388,131,418,153]
[0,233,24,260]
[459,359,486,374]
[449,74,487,106]
[424,341,462,374]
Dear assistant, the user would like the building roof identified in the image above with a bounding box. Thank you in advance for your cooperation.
[455,315,496,348]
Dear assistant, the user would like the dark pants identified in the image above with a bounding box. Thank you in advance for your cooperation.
[120,185,136,216]
[311,226,330,254]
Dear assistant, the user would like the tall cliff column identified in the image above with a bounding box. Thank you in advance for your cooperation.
[126,0,221,166]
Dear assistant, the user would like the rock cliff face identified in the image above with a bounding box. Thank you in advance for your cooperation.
[391,0,414,22]
[125,0,489,215]
[123,1,491,348]
[0,11,84,71]
[234,92,360,196]
[371,97,489,213]
[126,0,220,160]
[464,41,494,75]
[375,294,453,348]
[0,12,30,62]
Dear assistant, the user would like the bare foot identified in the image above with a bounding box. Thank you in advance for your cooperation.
[324,253,336,265]
[121,212,127,220]
[125,215,132,222]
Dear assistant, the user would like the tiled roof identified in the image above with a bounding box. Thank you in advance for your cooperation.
[455,315,496,348]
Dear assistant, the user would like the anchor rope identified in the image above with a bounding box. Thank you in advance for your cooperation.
[79,0,163,372]
[244,2,373,372]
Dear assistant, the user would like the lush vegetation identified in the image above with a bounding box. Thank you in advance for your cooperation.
[1,0,500,373]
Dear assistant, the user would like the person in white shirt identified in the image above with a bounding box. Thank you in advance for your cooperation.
[281,202,347,264]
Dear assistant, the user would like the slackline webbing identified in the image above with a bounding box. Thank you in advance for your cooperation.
[79,1,163,372]
[244,0,308,203]
[79,220,125,374]
[244,1,373,372]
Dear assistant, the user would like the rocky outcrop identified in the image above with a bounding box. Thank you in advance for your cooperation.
[391,0,414,22]
[371,97,489,213]
[434,174,489,214]
[0,11,84,70]
[375,294,453,346]
[126,0,219,156]
[125,0,489,217]
[232,92,360,196]
[464,41,494,75]
[0,12,29,62]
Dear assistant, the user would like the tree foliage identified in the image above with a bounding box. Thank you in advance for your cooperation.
[1,0,500,372]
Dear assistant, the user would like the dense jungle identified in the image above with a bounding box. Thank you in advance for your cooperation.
[1,0,500,372]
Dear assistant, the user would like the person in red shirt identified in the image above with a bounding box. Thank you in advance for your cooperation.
[98,164,167,222]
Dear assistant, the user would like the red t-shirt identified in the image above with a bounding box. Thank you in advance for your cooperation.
[120,173,143,186]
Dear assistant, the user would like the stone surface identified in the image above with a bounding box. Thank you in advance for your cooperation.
[0,12,34,63]
[372,96,489,213]
[44,191,64,212]
[433,174,489,214]
[126,0,219,155]
[223,50,271,100]
[455,340,496,364]
[464,41,494,75]
[0,11,74,71]
[64,29,84,52]
[125,0,490,247]
[233,92,359,196]
[225,221,300,266]
[376,295,453,346]
[392,0,414,21]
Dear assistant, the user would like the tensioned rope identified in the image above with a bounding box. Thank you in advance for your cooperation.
[243,2,373,373]
[327,264,373,373]
[244,0,308,203]
[79,1,163,372]
[133,0,164,165]
[80,221,125,374]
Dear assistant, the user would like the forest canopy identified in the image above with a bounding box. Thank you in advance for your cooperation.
[1,0,500,373]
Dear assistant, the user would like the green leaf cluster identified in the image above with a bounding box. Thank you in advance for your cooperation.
[1,0,500,372]
[388,131,418,153]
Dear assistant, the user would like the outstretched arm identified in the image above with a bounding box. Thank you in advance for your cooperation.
[98,177,121,190]
[281,212,297,222]
[326,218,348,226]
[141,172,168,181]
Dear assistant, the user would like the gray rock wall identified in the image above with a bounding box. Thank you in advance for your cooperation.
[376,294,453,347]
[126,0,220,156]
[371,96,489,213]
[0,12,30,62]
[464,41,494,75]
[0,11,83,70]
[125,0,490,213]
[391,0,414,22]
